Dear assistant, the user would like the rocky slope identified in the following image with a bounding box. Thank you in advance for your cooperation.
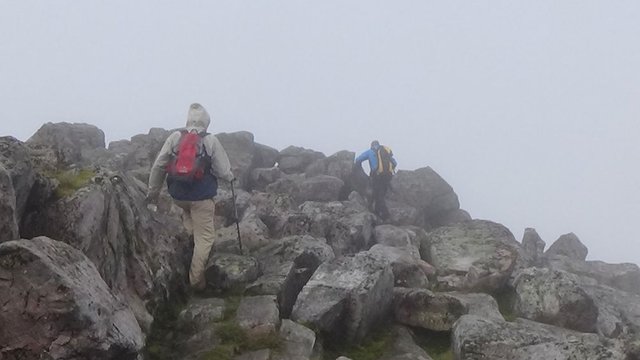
[1,122,639,360]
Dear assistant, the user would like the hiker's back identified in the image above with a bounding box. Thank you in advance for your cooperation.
[166,130,218,201]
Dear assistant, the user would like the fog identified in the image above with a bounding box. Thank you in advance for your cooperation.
[1,1,639,264]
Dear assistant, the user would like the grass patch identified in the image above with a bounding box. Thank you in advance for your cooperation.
[144,298,188,360]
[493,288,518,322]
[50,169,95,198]
[413,328,453,360]
[323,323,395,360]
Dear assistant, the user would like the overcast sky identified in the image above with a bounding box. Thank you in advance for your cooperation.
[1,1,639,264]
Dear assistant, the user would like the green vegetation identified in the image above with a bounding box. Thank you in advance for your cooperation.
[413,328,453,360]
[50,169,95,198]
[493,288,518,322]
[144,298,187,360]
[323,324,395,360]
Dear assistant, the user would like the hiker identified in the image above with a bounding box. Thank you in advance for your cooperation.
[354,140,397,219]
[146,103,235,291]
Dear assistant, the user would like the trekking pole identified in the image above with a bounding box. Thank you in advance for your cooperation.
[230,179,243,254]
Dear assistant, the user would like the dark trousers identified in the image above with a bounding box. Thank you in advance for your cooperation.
[370,173,392,219]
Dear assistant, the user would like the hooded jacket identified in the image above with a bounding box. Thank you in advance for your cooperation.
[148,103,234,201]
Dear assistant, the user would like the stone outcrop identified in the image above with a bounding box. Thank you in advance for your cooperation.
[545,232,589,261]
[27,122,106,166]
[0,163,19,242]
[0,237,143,359]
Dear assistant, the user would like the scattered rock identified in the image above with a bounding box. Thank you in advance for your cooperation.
[205,253,261,291]
[522,228,546,266]
[275,320,316,360]
[277,146,325,174]
[178,298,226,333]
[545,232,588,261]
[236,295,280,337]
[297,175,345,203]
[27,122,106,166]
[380,326,434,360]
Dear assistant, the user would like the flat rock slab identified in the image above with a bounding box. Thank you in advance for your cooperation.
[273,319,316,360]
[205,253,261,291]
[178,297,226,334]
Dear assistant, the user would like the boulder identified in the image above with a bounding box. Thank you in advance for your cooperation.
[248,235,335,317]
[578,279,640,338]
[236,295,280,337]
[0,237,143,359]
[266,173,305,200]
[106,127,173,173]
[177,298,226,333]
[282,201,375,256]
[545,232,588,261]
[373,225,420,256]
[424,219,520,292]
[392,288,503,331]
[250,167,284,191]
[205,253,261,291]
[252,142,279,169]
[217,131,256,188]
[21,170,189,331]
[388,167,460,228]
[291,251,394,344]
[244,191,294,237]
[236,349,272,360]
[453,315,626,360]
[275,320,316,360]
[0,164,19,242]
[297,175,345,203]
[277,146,325,174]
[369,245,432,288]
[522,228,546,266]
[512,268,598,333]
[213,212,270,253]
[546,255,640,295]
[26,122,106,166]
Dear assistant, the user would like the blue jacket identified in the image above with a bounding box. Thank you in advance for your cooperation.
[355,146,397,175]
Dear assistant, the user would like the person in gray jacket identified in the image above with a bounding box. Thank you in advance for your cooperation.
[146,103,234,291]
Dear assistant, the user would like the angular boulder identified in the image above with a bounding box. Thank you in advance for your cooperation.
[217,131,256,188]
[236,295,280,337]
[275,320,316,360]
[369,245,432,288]
[0,137,37,221]
[297,175,345,203]
[27,122,106,166]
[545,232,588,261]
[205,253,261,291]
[453,315,626,360]
[522,228,546,266]
[546,255,640,295]
[0,237,143,359]
[291,251,394,344]
[277,146,325,174]
[380,326,434,360]
[513,268,598,333]
[424,219,520,292]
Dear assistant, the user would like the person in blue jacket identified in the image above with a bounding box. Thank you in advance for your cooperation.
[355,140,397,219]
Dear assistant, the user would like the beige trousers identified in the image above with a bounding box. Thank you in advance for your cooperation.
[174,199,216,289]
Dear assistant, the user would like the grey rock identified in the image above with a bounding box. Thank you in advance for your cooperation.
[0,237,143,359]
[276,320,316,359]
[250,167,284,191]
[425,219,520,292]
[277,146,325,174]
[522,228,546,266]
[545,232,588,261]
[177,298,226,333]
[266,173,305,200]
[0,164,18,242]
[387,206,422,227]
[388,167,460,228]
[297,175,345,203]
[217,131,256,188]
[107,127,172,172]
[305,158,327,177]
[236,295,280,337]
[27,122,106,166]
[513,267,598,333]
[205,253,261,291]
[453,315,626,360]
[253,142,280,169]
[282,201,375,256]
[579,279,640,338]
[546,255,640,295]
[291,251,394,344]
[369,245,432,288]
[245,191,295,237]
[0,136,37,221]
[373,225,420,256]
[21,170,189,332]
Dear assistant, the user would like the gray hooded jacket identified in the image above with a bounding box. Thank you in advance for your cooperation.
[147,103,234,199]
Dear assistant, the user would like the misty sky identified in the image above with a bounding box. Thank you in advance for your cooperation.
[1,1,639,264]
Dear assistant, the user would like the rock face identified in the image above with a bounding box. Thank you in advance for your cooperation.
[0,164,19,242]
[27,122,106,166]
[0,137,37,223]
[453,315,626,360]
[291,251,394,344]
[21,170,189,331]
[0,237,143,359]
[522,228,546,266]
[424,219,521,292]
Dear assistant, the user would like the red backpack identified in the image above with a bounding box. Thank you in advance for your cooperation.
[166,130,210,183]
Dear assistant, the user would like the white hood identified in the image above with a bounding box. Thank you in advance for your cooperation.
[185,103,211,133]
